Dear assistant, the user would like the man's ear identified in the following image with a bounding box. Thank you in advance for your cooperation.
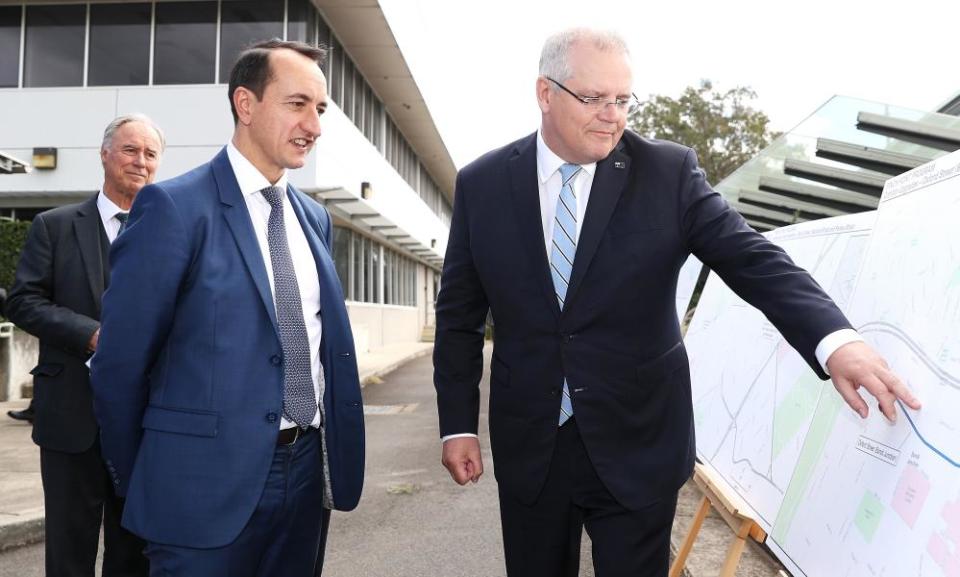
[535,77,552,114]
[233,86,256,126]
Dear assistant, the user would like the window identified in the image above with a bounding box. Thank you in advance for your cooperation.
[154,1,217,85]
[342,59,354,121]
[316,16,331,76]
[24,4,86,87]
[332,226,351,299]
[352,233,363,301]
[353,71,364,131]
[219,0,283,82]
[0,6,21,88]
[368,241,380,304]
[89,3,151,86]
[286,0,315,45]
[329,37,342,106]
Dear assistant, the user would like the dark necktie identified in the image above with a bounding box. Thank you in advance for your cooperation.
[115,212,129,236]
[260,186,317,427]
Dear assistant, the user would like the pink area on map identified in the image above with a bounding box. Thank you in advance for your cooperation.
[926,495,960,577]
[943,497,960,544]
[927,534,960,577]
[892,465,930,528]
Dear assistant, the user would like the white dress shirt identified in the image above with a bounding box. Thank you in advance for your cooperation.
[227,143,324,430]
[96,191,129,244]
[441,130,860,443]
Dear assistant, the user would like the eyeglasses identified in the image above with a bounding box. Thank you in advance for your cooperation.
[546,77,639,114]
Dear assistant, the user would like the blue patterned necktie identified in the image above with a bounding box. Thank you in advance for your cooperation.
[115,212,129,236]
[550,163,581,426]
[261,186,317,428]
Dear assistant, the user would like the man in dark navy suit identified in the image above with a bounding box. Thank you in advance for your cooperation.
[91,40,364,576]
[434,28,920,577]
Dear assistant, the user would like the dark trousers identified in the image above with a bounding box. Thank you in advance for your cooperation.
[498,419,678,577]
[40,441,149,577]
[145,427,329,577]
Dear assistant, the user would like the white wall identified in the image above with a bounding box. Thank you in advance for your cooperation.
[0,84,447,259]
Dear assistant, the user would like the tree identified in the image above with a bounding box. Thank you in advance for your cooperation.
[629,80,781,183]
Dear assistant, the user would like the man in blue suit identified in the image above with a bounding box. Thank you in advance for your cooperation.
[91,40,364,576]
[434,28,920,577]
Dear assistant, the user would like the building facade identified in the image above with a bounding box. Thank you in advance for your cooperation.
[0,0,455,354]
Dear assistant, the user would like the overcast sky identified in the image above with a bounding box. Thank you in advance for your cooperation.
[378,0,958,169]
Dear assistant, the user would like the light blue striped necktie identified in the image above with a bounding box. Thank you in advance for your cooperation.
[550,163,581,426]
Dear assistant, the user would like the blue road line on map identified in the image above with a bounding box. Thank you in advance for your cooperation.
[897,399,960,468]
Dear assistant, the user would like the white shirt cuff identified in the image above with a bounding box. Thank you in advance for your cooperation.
[441,433,478,443]
[815,328,863,375]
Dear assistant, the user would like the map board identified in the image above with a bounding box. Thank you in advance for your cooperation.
[688,211,876,534]
[687,150,960,577]
[769,153,960,577]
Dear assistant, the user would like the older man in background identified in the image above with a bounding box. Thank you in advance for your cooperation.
[6,113,164,577]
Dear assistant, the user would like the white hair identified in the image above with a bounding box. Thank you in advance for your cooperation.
[101,113,166,152]
[538,27,630,83]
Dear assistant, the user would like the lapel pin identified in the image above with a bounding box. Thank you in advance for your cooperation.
[614,161,625,169]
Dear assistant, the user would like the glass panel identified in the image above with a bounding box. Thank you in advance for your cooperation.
[370,242,380,304]
[329,37,342,106]
[24,4,85,87]
[373,102,383,151]
[0,6,21,88]
[317,15,330,77]
[219,0,284,82]
[89,3,151,86]
[332,226,351,299]
[286,0,314,44]
[364,85,374,140]
[383,249,393,305]
[352,233,363,301]
[353,72,364,130]
[342,59,354,121]
[154,1,217,85]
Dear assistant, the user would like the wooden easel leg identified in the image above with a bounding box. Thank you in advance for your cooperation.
[669,496,711,577]
[718,519,752,577]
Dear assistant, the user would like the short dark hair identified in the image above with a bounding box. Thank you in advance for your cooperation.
[227,39,327,124]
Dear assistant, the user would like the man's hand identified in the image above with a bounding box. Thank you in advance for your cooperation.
[827,341,921,422]
[441,436,483,485]
[87,328,100,354]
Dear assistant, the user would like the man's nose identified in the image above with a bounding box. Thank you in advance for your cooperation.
[598,102,625,123]
[304,108,322,138]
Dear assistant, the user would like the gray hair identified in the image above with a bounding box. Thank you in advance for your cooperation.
[101,113,166,152]
[539,28,630,83]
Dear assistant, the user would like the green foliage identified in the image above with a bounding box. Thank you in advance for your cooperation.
[629,80,781,183]
[0,220,31,291]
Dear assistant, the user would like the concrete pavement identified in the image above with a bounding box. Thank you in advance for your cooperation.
[0,341,433,554]
[0,341,788,576]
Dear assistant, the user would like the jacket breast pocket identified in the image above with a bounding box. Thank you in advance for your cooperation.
[142,405,219,438]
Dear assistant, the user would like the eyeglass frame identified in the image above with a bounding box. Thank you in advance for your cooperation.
[545,77,639,113]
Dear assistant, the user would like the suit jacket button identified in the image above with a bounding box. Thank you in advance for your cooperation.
[270,355,282,366]
[266,412,278,423]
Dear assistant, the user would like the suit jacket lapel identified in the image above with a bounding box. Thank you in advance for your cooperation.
[565,142,631,310]
[508,134,560,319]
[286,186,340,316]
[73,196,106,314]
[212,148,279,334]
